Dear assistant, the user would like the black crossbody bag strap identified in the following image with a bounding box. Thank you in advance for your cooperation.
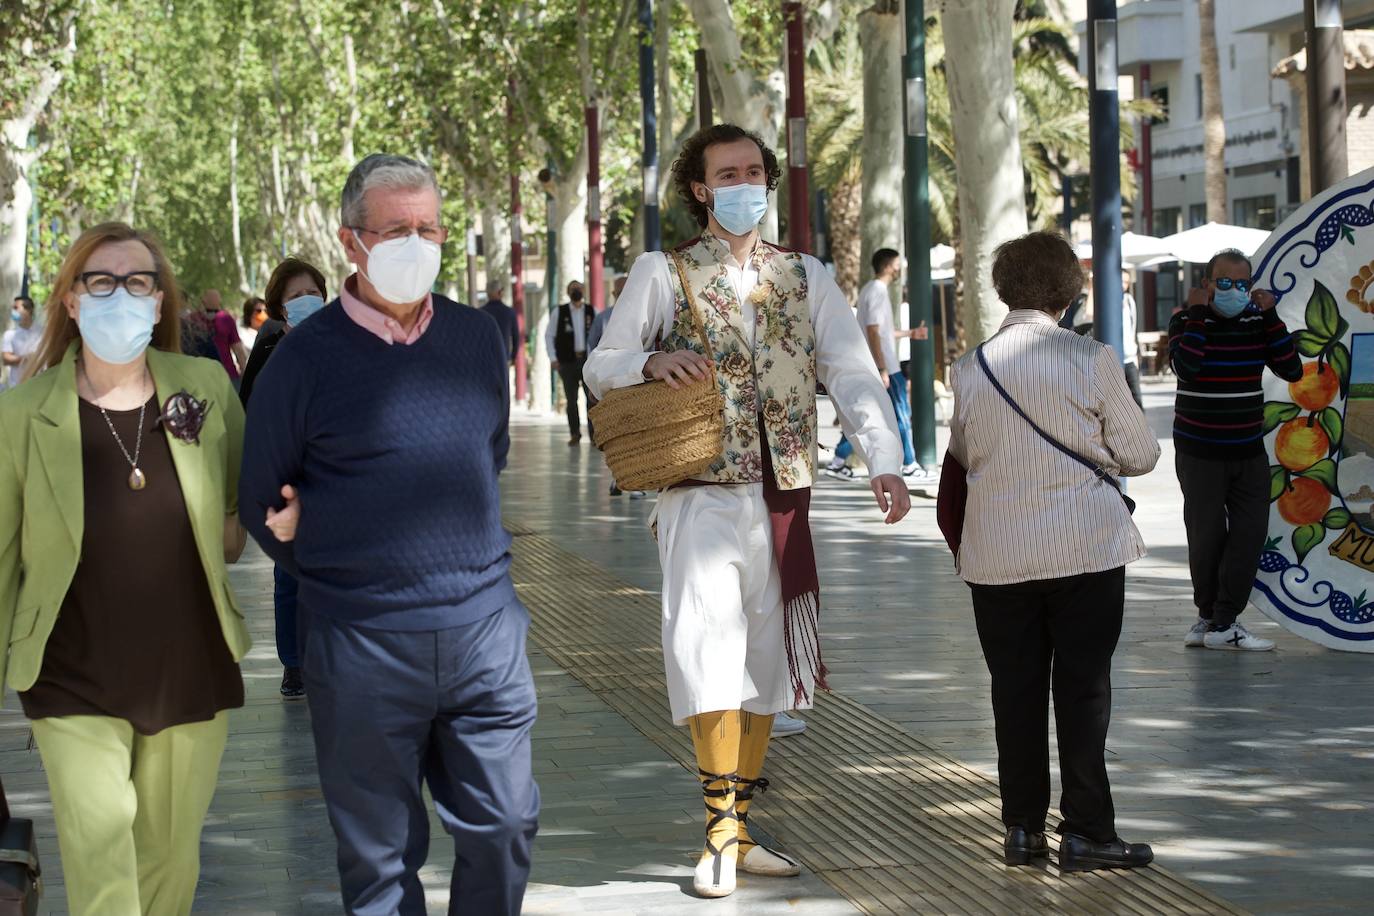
[976,344,1135,514]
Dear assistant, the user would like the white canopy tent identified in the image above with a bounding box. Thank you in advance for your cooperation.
[1073,232,1173,267]
[1159,222,1271,264]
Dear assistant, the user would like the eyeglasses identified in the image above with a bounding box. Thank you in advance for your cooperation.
[79,271,159,297]
[352,225,448,245]
[1213,277,1251,293]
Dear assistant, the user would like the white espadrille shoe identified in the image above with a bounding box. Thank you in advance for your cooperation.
[739,842,802,877]
[693,767,740,898]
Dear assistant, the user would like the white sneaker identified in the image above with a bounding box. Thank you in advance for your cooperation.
[771,711,807,738]
[1203,623,1275,652]
[901,462,923,476]
[823,465,855,480]
[628,490,647,499]
[1184,618,1209,648]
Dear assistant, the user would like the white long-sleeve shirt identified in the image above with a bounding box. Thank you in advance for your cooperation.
[584,247,902,479]
[545,302,589,359]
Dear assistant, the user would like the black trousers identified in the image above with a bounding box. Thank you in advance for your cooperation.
[557,357,590,439]
[1175,450,1269,629]
[970,567,1124,843]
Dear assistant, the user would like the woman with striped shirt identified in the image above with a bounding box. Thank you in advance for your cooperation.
[948,232,1160,873]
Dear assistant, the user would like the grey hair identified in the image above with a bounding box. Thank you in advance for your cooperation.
[485,279,505,297]
[340,154,441,228]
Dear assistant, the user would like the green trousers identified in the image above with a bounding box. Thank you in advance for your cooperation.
[30,712,229,916]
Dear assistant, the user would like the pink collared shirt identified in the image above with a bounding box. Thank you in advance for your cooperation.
[339,274,435,345]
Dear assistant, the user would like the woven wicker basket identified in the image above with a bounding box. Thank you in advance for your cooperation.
[589,250,725,491]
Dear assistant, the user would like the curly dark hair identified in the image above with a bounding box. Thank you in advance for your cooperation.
[991,232,1084,314]
[671,124,782,229]
[264,257,328,323]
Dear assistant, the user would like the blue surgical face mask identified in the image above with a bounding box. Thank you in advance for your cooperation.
[1212,287,1250,318]
[77,289,157,365]
[9,309,20,324]
[709,182,769,236]
[285,294,326,327]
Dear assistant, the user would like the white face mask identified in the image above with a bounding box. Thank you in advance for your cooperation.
[77,289,157,364]
[353,231,442,305]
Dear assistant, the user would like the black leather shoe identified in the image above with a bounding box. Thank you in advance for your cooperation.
[1058,834,1154,873]
[1003,827,1049,866]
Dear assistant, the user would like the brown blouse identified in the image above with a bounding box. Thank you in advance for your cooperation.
[19,395,243,735]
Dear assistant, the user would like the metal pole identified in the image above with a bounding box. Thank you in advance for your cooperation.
[695,47,712,130]
[1139,63,1157,331]
[903,0,936,467]
[509,81,528,403]
[587,105,605,312]
[1304,0,1347,194]
[1061,174,1074,235]
[783,1,810,252]
[465,223,478,306]
[639,0,660,251]
[1087,0,1124,362]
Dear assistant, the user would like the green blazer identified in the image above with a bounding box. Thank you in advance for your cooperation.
[0,343,251,698]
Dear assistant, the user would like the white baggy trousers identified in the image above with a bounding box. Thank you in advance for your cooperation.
[655,481,814,725]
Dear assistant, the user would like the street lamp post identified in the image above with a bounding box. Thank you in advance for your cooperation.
[509,81,528,403]
[587,105,605,311]
[1087,0,1124,362]
[903,0,936,468]
[639,0,660,251]
[1304,0,1348,194]
[696,47,712,130]
[783,1,810,252]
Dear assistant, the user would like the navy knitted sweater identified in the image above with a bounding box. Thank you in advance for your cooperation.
[1168,303,1303,459]
[239,296,514,631]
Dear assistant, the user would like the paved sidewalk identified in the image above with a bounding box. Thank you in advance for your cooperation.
[0,546,855,915]
[1,377,1368,914]
[505,378,1373,915]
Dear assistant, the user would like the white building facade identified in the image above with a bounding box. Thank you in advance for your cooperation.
[1073,0,1374,324]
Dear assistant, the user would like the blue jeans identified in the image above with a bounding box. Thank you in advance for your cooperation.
[888,370,917,466]
[834,372,916,466]
[273,565,300,668]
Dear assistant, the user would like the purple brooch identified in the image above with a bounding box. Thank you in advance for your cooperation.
[159,390,212,444]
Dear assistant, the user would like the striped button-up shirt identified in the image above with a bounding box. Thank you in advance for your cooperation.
[948,310,1161,585]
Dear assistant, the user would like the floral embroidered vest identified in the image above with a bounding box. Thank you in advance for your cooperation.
[663,235,817,490]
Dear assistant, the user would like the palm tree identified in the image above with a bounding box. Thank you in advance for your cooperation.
[810,11,1153,350]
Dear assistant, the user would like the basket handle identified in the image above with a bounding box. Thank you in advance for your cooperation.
[667,248,717,362]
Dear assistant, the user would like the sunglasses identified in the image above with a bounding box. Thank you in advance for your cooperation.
[1213,277,1251,293]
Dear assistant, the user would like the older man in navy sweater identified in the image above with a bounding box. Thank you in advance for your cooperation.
[240,154,538,916]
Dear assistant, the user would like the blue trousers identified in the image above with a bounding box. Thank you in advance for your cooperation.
[302,602,540,916]
[834,371,916,466]
[273,565,299,668]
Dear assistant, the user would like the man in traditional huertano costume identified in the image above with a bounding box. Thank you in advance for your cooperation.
[585,124,909,898]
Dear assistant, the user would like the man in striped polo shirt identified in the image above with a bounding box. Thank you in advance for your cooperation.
[1169,249,1302,651]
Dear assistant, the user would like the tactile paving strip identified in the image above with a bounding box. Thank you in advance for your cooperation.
[508,527,1249,915]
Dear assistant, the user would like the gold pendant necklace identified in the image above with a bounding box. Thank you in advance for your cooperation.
[81,361,149,490]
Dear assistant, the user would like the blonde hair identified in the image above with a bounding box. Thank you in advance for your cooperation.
[25,222,183,380]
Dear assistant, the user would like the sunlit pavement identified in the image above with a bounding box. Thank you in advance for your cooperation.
[0,376,1368,913]
[502,377,1373,915]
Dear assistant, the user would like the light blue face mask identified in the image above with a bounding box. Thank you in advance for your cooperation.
[77,289,157,365]
[709,182,769,236]
[9,310,19,324]
[1212,287,1251,318]
[285,294,326,327]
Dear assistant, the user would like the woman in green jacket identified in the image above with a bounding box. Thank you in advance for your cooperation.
[0,222,251,916]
